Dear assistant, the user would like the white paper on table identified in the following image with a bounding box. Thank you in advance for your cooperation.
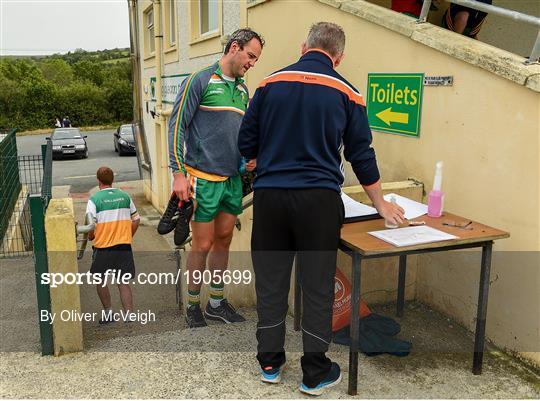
[383,193,428,220]
[368,226,458,247]
[341,192,377,218]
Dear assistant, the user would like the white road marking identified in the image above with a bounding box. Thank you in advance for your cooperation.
[63,175,96,180]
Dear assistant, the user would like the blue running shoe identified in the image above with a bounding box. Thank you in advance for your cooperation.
[261,362,285,384]
[299,362,342,396]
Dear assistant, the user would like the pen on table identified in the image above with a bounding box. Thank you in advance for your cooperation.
[443,220,473,229]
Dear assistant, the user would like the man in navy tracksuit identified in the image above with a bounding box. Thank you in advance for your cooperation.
[238,22,404,395]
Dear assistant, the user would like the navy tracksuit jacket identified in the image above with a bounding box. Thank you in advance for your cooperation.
[238,50,380,191]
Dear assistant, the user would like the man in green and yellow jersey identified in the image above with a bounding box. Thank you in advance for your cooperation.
[168,29,263,328]
[87,166,140,324]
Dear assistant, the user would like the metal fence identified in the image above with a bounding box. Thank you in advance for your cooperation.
[0,132,53,258]
[0,129,21,245]
[0,129,54,354]
[41,139,53,204]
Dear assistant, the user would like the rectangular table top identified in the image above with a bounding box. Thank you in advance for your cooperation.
[340,212,509,256]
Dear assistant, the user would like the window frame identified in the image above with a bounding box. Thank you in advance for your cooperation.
[145,6,155,56]
[168,0,176,47]
[188,0,223,58]
[198,0,219,37]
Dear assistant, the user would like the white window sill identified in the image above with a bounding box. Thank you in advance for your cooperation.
[189,31,221,45]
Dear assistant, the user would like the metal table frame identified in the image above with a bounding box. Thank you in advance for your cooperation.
[294,239,494,395]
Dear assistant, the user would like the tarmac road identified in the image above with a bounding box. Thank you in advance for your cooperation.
[16,129,140,193]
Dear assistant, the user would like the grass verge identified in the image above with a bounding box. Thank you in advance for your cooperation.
[16,124,123,137]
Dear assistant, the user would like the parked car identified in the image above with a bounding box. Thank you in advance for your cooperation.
[47,128,88,159]
[114,124,136,156]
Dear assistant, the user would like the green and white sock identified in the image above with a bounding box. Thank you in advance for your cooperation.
[209,281,224,308]
[187,290,200,307]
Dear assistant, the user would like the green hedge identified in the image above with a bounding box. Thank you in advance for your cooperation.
[0,53,133,131]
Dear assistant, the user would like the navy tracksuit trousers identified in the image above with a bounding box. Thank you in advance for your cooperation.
[251,188,344,387]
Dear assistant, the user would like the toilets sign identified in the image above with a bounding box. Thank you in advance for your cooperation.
[366,73,424,137]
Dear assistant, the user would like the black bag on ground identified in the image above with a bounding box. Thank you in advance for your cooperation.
[332,313,412,357]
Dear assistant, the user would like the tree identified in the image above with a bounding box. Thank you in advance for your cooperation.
[0,76,25,129]
[73,60,104,86]
[0,58,42,81]
[0,48,133,131]
[40,59,74,86]
[57,80,110,126]
[103,77,132,121]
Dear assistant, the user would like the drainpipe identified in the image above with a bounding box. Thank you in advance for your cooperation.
[127,0,149,179]
[153,0,163,118]
[153,0,169,211]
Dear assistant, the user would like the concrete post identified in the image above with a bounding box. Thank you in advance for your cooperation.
[45,198,83,356]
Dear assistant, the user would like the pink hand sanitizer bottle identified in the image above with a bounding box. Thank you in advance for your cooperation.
[428,161,444,218]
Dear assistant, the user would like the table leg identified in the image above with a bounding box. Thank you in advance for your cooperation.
[294,255,301,332]
[348,252,361,396]
[473,242,493,375]
[397,255,407,317]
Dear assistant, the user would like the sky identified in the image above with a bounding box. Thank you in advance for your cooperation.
[0,0,130,56]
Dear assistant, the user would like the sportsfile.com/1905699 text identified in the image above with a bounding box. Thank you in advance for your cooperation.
[40,269,252,288]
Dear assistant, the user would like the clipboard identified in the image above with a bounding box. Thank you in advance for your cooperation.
[344,213,381,224]
[341,192,380,224]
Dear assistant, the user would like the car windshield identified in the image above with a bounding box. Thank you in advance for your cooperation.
[53,129,81,139]
[120,126,133,137]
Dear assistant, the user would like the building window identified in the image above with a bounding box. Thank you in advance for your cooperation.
[199,0,218,36]
[146,8,155,54]
[188,0,222,55]
[169,0,176,46]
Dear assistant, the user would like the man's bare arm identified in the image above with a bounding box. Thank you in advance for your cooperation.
[453,11,470,34]
[132,219,140,236]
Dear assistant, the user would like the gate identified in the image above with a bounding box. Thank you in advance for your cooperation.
[0,129,54,355]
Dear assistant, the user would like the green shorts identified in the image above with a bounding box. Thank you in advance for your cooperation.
[191,175,243,222]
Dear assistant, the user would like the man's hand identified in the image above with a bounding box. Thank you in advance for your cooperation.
[131,219,140,236]
[246,159,257,172]
[375,199,405,226]
[362,179,405,226]
[88,231,95,241]
[173,172,191,201]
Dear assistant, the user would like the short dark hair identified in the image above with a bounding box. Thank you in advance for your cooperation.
[305,22,345,57]
[224,28,264,54]
[97,166,114,186]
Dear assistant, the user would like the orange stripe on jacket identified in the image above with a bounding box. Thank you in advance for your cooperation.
[173,74,197,172]
[446,11,454,30]
[258,71,365,106]
[469,19,486,36]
